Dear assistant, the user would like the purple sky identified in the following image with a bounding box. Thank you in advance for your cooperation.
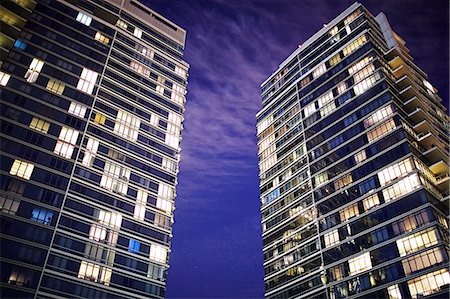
[145,1,449,297]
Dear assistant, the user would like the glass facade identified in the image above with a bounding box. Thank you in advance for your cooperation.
[0,0,188,298]
[257,3,449,299]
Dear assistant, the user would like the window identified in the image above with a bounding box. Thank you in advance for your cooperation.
[362,193,379,211]
[344,10,360,25]
[304,102,316,118]
[8,269,34,286]
[300,76,310,88]
[343,34,367,56]
[314,172,328,187]
[130,61,150,76]
[95,32,109,44]
[128,239,141,253]
[378,158,414,186]
[0,71,11,86]
[68,102,87,118]
[82,138,99,167]
[330,265,344,281]
[336,82,347,95]
[156,85,165,95]
[76,12,92,26]
[334,173,353,190]
[134,189,147,221]
[257,115,273,134]
[10,159,34,180]
[162,157,177,172]
[396,228,439,257]
[100,161,131,195]
[407,269,450,299]
[24,58,44,83]
[78,261,112,285]
[317,91,333,108]
[165,132,179,148]
[149,244,167,263]
[348,252,372,275]
[328,53,341,66]
[364,106,394,129]
[77,68,98,94]
[353,64,375,83]
[46,79,65,95]
[320,101,336,117]
[136,44,154,59]
[175,65,187,78]
[171,84,185,104]
[113,110,140,142]
[348,56,373,74]
[354,72,381,96]
[402,247,446,275]
[29,117,50,133]
[324,229,339,247]
[134,27,143,38]
[0,180,24,215]
[367,118,396,142]
[116,19,127,29]
[156,198,172,214]
[94,112,106,125]
[54,127,79,159]
[88,210,122,245]
[354,149,366,164]
[387,284,402,299]
[14,39,27,50]
[382,173,421,202]
[339,202,359,222]
[312,63,327,78]
[31,208,53,224]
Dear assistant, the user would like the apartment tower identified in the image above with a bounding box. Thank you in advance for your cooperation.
[257,3,449,299]
[0,0,188,298]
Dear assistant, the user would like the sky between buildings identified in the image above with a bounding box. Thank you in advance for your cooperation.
[144,0,449,297]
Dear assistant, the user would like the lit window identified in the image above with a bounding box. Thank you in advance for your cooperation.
[303,102,316,118]
[31,207,53,224]
[24,58,44,83]
[0,71,11,86]
[134,189,147,221]
[76,12,92,26]
[54,127,79,159]
[136,44,154,59]
[354,72,381,95]
[354,149,366,164]
[330,265,344,281]
[328,53,341,67]
[334,173,353,190]
[113,110,140,141]
[378,157,414,186]
[154,213,170,229]
[94,112,106,125]
[149,244,167,263]
[162,157,177,172]
[324,229,339,247]
[300,76,311,88]
[334,82,346,96]
[407,269,450,299]
[314,172,328,187]
[320,101,336,117]
[353,64,375,83]
[68,102,87,118]
[78,261,112,285]
[29,117,50,133]
[348,252,372,275]
[367,118,396,142]
[348,56,373,74]
[130,61,150,76]
[8,270,33,286]
[317,91,333,108]
[156,198,172,214]
[128,239,141,253]
[257,115,273,135]
[0,180,24,215]
[312,63,327,78]
[396,228,439,257]
[134,27,143,38]
[156,85,165,95]
[45,79,65,95]
[175,65,187,78]
[382,173,421,202]
[14,39,27,50]
[116,19,127,29]
[9,159,34,180]
[387,284,402,299]
[364,105,394,129]
[100,161,131,195]
[329,26,339,36]
[344,10,360,26]
[342,35,367,57]
[340,202,359,222]
[402,247,446,275]
[95,32,109,44]
[82,138,99,167]
[362,193,379,211]
[77,68,98,94]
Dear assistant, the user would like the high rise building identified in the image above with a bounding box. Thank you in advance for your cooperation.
[257,3,449,299]
[0,0,188,297]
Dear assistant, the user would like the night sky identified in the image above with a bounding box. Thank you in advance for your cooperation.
[144,1,449,297]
